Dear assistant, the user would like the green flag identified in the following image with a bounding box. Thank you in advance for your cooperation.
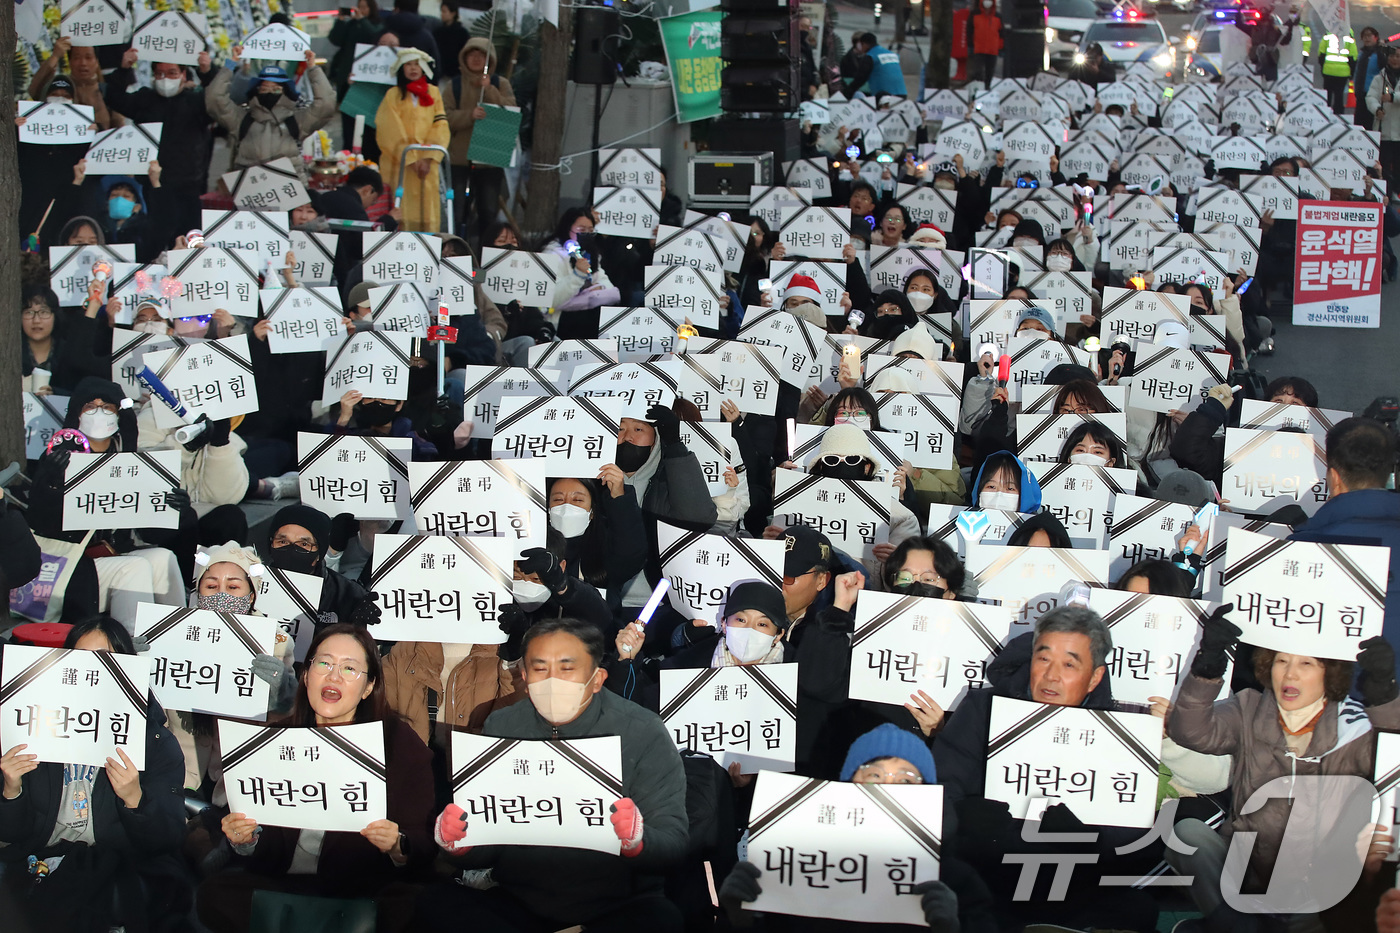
[659,10,722,124]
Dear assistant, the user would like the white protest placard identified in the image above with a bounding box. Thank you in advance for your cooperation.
[600,306,681,361]
[592,187,661,238]
[769,258,850,314]
[925,505,1029,555]
[643,265,721,329]
[62,450,182,531]
[1192,187,1264,228]
[261,287,345,353]
[322,330,413,404]
[679,211,747,272]
[746,771,943,925]
[254,566,324,663]
[239,22,312,58]
[23,393,69,460]
[289,230,338,286]
[597,148,663,188]
[569,362,677,419]
[362,231,441,287]
[1036,462,1135,549]
[650,225,723,275]
[661,664,798,772]
[1150,247,1231,292]
[349,42,396,84]
[1375,733,1400,849]
[366,282,434,337]
[526,338,620,382]
[1019,269,1096,325]
[201,209,290,269]
[109,262,169,324]
[436,255,477,316]
[870,392,958,471]
[1199,512,1288,601]
[677,420,735,497]
[141,334,259,428]
[493,395,621,476]
[221,720,386,832]
[222,158,310,211]
[1086,590,1222,707]
[985,696,1160,828]
[132,9,206,64]
[1015,412,1128,464]
[1002,120,1060,166]
[1222,527,1388,660]
[895,183,956,230]
[164,246,261,318]
[135,604,274,718]
[18,100,96,146]
[458,365,561,440]
[1127,344,1230,415]
[659,523,785,619]
[1099,286,1191,345]
[1059,139,1115,181]
[478,248,557,305]
[749,186,811,228]
[688,338,784,417]
[771,469,893,564]
[111,330,186,399]
[450,733,623,854]
[49,243,136,307]
[778,205,851,261]
[1002,336,1093,403]
[0,645,149,768]
[409,458,548,548]
[1278,101,1337,136]
[1237,399,1349,441]
[60,0,130,44]
[863,355,964,399]
[922,87,969,121]
[848,591,1011,712]
[783,157,833,199]
[1195,222,1261,275]
[1019,384,1126,415]
[1105,492,1200,580]
[367,534,514,642]
[869,245,963,300]
[737,306,824,389]
[966,545,1111,637]
[297,432,412,522]
[1222,427,1329,516]
[83,122,161,174]
[933,119,989,164]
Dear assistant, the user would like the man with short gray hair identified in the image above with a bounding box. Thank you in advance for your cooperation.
[1028,605,1112,707]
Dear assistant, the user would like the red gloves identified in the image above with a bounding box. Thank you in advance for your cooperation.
[434,803,470,851]
[610,797,644,857]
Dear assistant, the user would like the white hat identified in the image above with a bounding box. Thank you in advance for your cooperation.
[891,324,938,360]
[393,47,435,79]
[870,366,918,393]
[808,422,873,470]
[194,541,265,583]
[1154,319,1191,350]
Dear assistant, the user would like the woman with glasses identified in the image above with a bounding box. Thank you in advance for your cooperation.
[870,201,913,246]
[20,283,108,396]
[1052,379,1112,416]
[200,624,433,933]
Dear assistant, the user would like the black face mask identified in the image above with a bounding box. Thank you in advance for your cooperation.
[354,401,398,428]
[869,315,907,339]
[615,441,652,473]
[819,462,871,482]
[257,91,283,110]
[894,581,947,600]
[270,543,320,575]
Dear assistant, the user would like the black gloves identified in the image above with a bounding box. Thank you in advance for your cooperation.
[912,880,960,933]
[1039,802,1087,835]
[497,604,524,635]
[329,512,358,553]
[646,404,682,445]
[518,546,567,593]
[33,447,70,492]
[718,860,762,929]
[349,591,381,626]
[1190,603,1239,680]
[1358,636,1398,707]
[180,415,231,452]
[164,488,192,513]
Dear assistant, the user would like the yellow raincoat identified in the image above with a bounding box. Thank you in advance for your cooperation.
[375,83,451,233]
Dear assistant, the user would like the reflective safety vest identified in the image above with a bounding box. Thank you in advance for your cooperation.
[1322,32,1357,76]
[863,43,908,97]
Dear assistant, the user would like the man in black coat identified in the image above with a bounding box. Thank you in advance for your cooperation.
[263,504,382,633]
[382,0,441,65]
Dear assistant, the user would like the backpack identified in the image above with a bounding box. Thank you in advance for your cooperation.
[666,750,739,933]
[450,72,500,106]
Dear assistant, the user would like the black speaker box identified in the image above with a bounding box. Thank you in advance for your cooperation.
[572,7,620,85]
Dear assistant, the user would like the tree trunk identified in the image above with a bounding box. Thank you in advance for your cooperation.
[0,0,23,470]
[927,0,952,88]
[894,0,907,45]
[521,5,572,243]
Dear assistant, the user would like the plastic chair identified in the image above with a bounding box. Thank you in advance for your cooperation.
[248,889,377,933]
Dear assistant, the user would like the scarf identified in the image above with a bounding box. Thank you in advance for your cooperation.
[406,76,434,107]
[1278,696,1327,735]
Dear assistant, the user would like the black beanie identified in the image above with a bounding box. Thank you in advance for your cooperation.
[268,504,333,557]
[723,581,791,632]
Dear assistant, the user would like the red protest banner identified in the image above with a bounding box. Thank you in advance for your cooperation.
[1292,199,1383,328]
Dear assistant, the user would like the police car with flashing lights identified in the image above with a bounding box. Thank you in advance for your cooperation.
[1074,8,1176,77]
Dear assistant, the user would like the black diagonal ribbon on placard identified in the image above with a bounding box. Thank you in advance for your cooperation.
[31,392,68,429]
[408,462,457,512]
[1221,425,1293,476]
[1108,498,1179,541]
[485,460,547,512]
[744,665,798,719]
[222,723,285,773]
[140,606,199,643]
[674,351,726,393]
[1095,592,1156,630]
[771,470,825,510]
[221,613,270,657]
[200,336,257,375]
[1319,542,1388,607]
[660,667,722,722]
[1374,752,1400,797]
[598,147,663,185]
[135,451,181,490]
[1219,535,1291,586]
[448,534,515,593]
[987,701,1063,757]
[297,432,344,473]
[61,451,118,491]
[360,434,410,480]
[263,564,320,618]
[572,394,622,436]
[728,535,785,588]
[851,594,924,648]
[1089,709,1161,774]
[553,739,625,799]
[451,737,516,792]
[318,725,388,780]
[367,534,429,588]
[94,650,148,713]
[657,528,705,567]
[863,783,943,861]
[678,415,726,461]
[748,776,827,840]
[0,647,68,706]
[842,478,893,523]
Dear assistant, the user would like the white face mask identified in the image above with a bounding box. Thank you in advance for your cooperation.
[834,411,871,429]
[1013,237,1038,248]
[979,490,1020,511]
[725,626,777,664]
[906,291,935,313]
[512,579,552,610]
[1069,451,1109,466]
[1046,254,1073,272]
[527,671,597,724]
[133,319,167,334]
[78,408,119,440]
[549,503,592,539]
[934,179,957,191]
[153,77,183,98]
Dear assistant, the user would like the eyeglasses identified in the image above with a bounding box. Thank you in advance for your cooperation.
[81,402,118,415]
[820,454,866,468]
[22,308,54,320]
[1058,405,1094,415]
[853,765,924,785]
[836,409,869,420]
[271,534,316,551]
[894,570,944,587]
[309,657,367,681]
[782,568,821,586]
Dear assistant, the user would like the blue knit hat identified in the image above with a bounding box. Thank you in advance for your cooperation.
[839,723,936,783]
[1015,305,1057,335]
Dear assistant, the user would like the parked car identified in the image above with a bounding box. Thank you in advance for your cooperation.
[1075,13,1175,78]
[1048,0,1099,70]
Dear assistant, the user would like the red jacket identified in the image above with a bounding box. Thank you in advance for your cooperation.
[969,11,1003,55]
